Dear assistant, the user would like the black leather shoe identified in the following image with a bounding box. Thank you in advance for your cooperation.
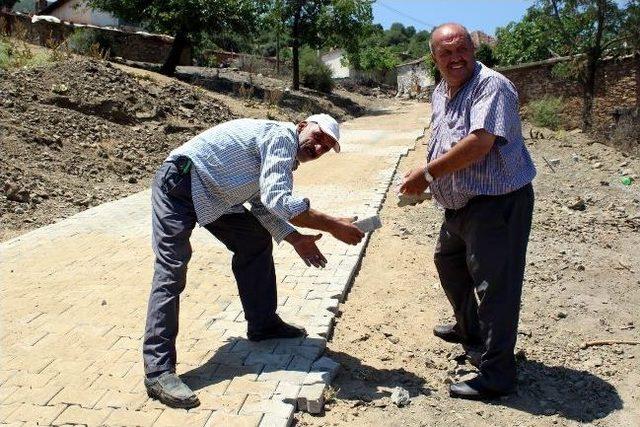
[144,371,200,409]
[433,323,465,344]
[449,377,513,401]
[247,317,307,342]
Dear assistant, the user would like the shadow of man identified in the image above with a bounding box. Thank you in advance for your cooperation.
[497,359,623,422]
[329,349,622,423]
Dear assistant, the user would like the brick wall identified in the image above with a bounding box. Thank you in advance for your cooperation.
[0,11,191,65]
[499,55,639,133]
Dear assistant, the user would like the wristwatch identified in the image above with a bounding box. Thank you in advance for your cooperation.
[424,164,434,184]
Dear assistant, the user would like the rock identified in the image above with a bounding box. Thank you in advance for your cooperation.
[5,183,31,203]
[592,162,603,169]
[390,386,411,407]
[568,197,586,211]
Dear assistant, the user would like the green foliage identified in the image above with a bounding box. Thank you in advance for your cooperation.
[494,0,626,67]
[299,46,333,92]
[526,96,565,130]
[475,43,496,68]
[346,21,430,73]
[358,45,398,72]
[0,37,53,69]
[66,29,111,57]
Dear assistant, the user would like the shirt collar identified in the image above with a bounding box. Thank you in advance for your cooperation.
[442,61,482,100]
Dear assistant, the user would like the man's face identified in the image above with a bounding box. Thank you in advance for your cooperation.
[431,30,475,90]
[296,123,336,163]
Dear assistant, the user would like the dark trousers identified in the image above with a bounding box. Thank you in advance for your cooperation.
[434,183,534,391]
[143,159,278,376]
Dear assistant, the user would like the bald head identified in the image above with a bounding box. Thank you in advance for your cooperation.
[429,23,476,90]
[429,23,473,54]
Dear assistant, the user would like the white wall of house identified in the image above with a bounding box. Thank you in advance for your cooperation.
[321,49,351,79]
[50,0,120,27]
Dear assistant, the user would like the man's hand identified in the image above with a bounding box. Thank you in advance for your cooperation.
[399,166,429,195]
[330,216,365,245]
[289,209,364,245]
[285,231,327,268]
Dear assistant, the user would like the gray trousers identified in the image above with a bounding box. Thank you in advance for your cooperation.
[143,159,278,376]
[434,183,534,392]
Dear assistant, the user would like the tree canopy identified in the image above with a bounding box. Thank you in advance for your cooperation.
[89,0,264,75]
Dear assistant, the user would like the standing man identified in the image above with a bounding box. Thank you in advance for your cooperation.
[144,114,365,408]
[400,23,536,400]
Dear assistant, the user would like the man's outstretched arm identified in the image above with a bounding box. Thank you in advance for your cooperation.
[289,208,364,245]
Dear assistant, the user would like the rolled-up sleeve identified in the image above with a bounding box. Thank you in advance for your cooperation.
[248,195,296,243]
[469,76,520,142]
[257,129,310,220]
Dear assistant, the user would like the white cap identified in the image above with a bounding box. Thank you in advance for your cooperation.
[305,113,341,152]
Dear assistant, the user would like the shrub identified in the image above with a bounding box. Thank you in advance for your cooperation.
[526,96,565,130]
[300,47,333,93]
[0,37,50,70]
[66,29,110,58]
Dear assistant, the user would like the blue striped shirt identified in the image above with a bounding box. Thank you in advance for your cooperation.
[167,119,309,243]
[428,62,536,209]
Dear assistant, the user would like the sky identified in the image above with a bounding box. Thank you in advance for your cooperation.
[372,0,534,36]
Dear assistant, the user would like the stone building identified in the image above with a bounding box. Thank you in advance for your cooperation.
[395,58,435,99]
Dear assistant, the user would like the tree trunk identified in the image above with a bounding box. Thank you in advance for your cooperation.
[160,28,188,77]
[291,0,303,90]
[581,0,606,130]
[276,30,280,74]
[582,50,598,130]
[635,51,640,109]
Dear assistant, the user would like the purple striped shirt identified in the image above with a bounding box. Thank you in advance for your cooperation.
[428,62,536,209]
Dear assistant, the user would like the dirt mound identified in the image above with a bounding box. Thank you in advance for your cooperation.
[0,57,235,240]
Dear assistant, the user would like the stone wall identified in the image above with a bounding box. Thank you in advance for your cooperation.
[499,55,638,134]
[0,11,191,65]
[396,59,434,100]
[201,50,291,79]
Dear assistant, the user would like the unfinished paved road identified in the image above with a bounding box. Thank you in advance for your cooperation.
[0,101,427,426]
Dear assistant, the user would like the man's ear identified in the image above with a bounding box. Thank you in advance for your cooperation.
[297,121,308,133]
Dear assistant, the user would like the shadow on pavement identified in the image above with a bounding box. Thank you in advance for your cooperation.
[327,349,431,402]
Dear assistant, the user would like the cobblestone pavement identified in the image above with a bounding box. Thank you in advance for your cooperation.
[0,101,427,426]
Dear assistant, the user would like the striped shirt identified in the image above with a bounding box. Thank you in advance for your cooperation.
[167,119,309,243]
[428,61,536,209]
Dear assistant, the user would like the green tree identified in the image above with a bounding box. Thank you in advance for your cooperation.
[89,0,264,76]
[276,0,373,90]
[475,43,496,68]
[543,0,625,129]
[495,0,627,129]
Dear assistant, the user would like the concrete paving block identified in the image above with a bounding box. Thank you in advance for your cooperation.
[297,383,326,414]
[244,352,292,368]
[259,413,293,427]
[287,355,313,372]
[302,371,329,385]
[311,356,340,373]
[225,378,278,398]
[211,350,249,366]
[240,397,295,421]
[257,369,307,385]
[205,412,264,426]
[272,344,322,361]
[311,357,340,384]
[272,382,301,402]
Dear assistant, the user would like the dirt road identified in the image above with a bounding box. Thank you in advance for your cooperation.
[298,105,640,426]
